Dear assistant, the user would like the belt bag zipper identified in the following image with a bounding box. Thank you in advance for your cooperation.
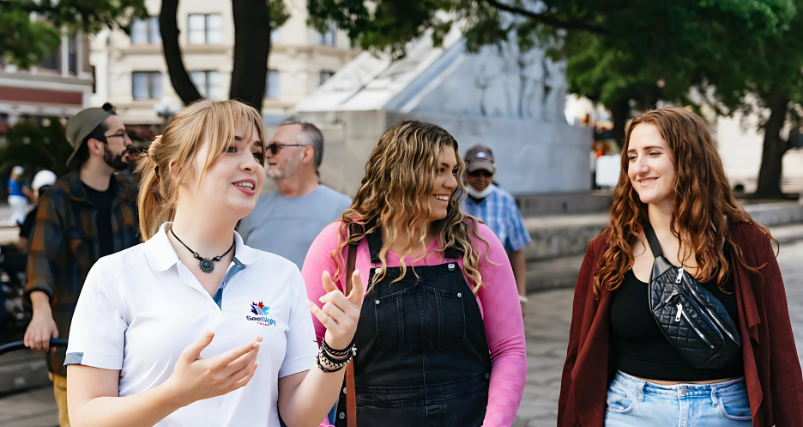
[677,268,740,346]
[676,302,715,349]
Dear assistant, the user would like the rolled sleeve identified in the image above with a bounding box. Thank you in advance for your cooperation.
[278,269,318,378]
[65,259,128,370]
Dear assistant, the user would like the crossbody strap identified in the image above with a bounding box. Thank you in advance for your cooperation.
[643,222,664,259]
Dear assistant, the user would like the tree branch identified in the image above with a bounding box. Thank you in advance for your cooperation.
[159,0,202,105]
[481,0,606,34]
[229,0,270,112]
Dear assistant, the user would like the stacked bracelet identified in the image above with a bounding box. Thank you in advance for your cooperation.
[322,339,353,357]
[316,338,356,373]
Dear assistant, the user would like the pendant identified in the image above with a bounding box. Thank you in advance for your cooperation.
[199,258,214,273]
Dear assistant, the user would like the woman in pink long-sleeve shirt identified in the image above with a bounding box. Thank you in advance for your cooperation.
[302,120,527,427]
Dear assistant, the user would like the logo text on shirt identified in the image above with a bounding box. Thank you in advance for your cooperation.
[247,301,276,326]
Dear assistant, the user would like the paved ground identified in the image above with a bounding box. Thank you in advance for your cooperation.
[3,239,803,427]
[513,238,803,427]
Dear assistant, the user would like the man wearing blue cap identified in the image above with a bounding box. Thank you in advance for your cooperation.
[23,106,140,426]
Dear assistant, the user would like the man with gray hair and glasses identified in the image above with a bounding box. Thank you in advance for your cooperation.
[238,117,352,270]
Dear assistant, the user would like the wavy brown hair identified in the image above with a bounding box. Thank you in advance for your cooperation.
[594,107,775,298]
[332,120,492,294]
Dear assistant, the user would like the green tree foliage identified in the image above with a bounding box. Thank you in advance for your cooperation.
[308,0,800,197]
[0,118,74,178]
[0,0,148,68]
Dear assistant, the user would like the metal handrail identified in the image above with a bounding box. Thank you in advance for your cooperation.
[0,338,68,356]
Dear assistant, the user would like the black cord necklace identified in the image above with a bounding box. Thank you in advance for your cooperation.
[170,227,235,273]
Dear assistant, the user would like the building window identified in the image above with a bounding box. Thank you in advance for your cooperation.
[319,71,335,86]
[317,23,336,46]
[131,17,162,45]
[132,71,163,100]
[68,35,77,74]
[190,70,223,100]
[40,48,59,70]
[188,14,222,45]
[266,70,280,98]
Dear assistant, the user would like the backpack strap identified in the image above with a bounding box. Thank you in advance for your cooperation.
[643,222,664,259]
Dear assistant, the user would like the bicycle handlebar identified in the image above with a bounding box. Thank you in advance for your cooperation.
[0,338,68,356]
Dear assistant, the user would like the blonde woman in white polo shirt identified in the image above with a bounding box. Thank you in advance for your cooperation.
[64,100,363,427]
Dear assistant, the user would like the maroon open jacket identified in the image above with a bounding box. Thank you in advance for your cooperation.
[558,221,803,426]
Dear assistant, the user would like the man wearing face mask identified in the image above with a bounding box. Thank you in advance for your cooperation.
[23,106,139,427]
[239,117,351,270]
[461,144,531,316]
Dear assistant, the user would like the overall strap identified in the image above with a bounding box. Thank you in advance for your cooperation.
[643,222,664,259]
[345,224,360,427]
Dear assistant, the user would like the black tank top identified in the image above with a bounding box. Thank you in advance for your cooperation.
[610,254,744,381]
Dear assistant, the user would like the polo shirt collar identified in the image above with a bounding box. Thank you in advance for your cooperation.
[144,223,259,272]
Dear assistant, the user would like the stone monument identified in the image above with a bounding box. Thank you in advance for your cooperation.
[294,29,592,198]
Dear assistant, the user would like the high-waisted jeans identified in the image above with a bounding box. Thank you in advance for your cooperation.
[605,371,752,426]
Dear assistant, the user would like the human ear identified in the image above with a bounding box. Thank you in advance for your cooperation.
[87,138,105,156]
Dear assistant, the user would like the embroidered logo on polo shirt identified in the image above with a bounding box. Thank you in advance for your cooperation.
[246,301,276,326]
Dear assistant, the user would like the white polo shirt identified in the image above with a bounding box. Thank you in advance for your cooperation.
[66,223,318,426]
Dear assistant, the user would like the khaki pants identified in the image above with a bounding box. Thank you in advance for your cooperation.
[49,373,70,427]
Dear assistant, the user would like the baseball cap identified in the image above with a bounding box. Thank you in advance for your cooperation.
[65,108,113,168]
[464,144,496,174]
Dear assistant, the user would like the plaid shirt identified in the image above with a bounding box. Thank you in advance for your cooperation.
[461,185,531,252]
[25,169,139,375]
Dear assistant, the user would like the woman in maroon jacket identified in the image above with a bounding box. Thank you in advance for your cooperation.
[558,107,803,427]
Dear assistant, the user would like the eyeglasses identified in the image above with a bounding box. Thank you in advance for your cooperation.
[267,143,305,155]
[104,133,128,140]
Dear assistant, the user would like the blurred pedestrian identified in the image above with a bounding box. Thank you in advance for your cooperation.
[302,121,526,426]
[461,145,531,316]
[23,107,139,427]
[65,100,362,427]
[7,165,33,225]
[238,117,351,270]
[18,170,58,249]
[559,108,803,426]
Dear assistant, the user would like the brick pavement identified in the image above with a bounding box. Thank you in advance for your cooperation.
[514,239,803,426]
[2,240,803,427]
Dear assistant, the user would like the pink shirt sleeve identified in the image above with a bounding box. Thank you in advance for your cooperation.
[301,221,527,427]
[301,221,348,346]
[474,223,527,427]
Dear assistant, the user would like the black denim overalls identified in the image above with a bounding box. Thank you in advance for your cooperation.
[335,224,493,427]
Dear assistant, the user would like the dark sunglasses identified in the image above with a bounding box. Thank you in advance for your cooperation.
[267,143,305,155]
[468,170,493,178]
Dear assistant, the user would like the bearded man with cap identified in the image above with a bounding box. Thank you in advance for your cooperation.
[461,144,531,316]
[23,106,139,427]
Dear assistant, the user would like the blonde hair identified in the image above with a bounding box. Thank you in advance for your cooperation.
[135,100,265,241]
[333,120,493,294]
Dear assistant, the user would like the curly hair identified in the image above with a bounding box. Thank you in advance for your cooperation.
[594,107,775,298]
[331,120,492,294]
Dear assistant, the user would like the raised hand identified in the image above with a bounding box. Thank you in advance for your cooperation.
[164,330,261,407]
[306,270,364,350]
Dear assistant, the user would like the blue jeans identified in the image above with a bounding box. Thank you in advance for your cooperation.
[605,371,752,426]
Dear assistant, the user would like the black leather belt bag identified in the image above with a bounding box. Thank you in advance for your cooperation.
[645,223,742,369]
